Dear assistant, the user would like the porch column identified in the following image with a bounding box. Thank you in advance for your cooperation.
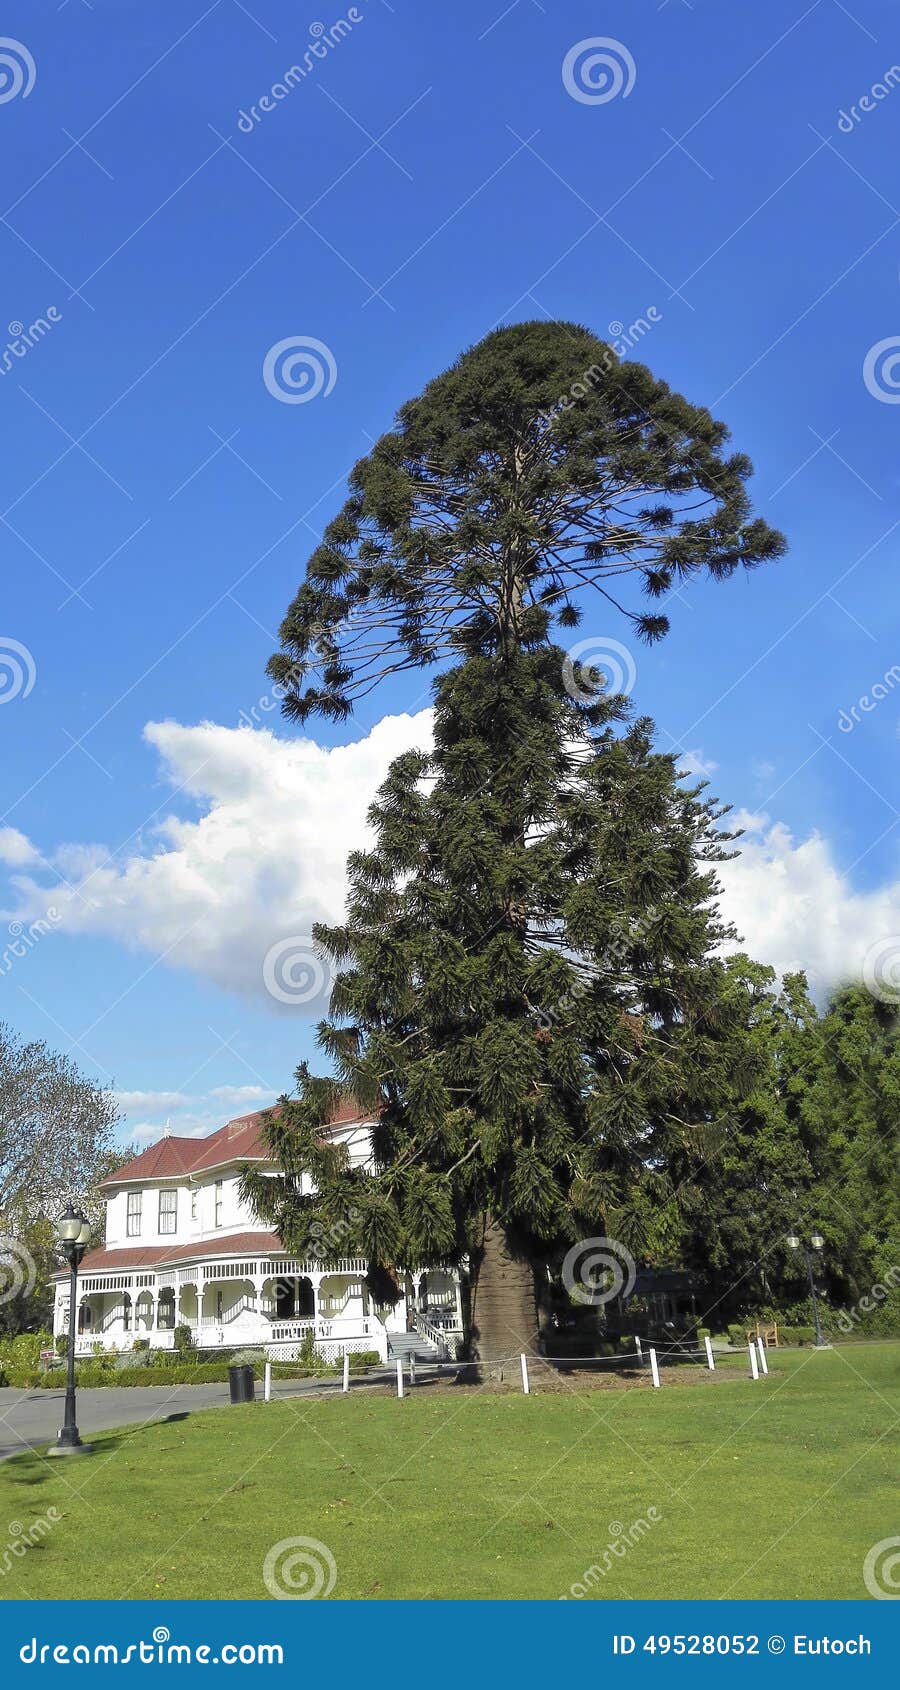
[251,1273,266,1315]
[453,1275,463,1331]
[309,1271,325,1330]
[411,1270,423,1314]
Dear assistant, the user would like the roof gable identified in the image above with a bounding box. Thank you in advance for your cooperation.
[101,1098,374,1188]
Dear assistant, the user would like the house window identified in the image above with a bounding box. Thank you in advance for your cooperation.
[214,1180,223,1227]
[158,1189,177,1235]
[157,1288,175,1329]
[126,1192,142,1237]
[190,1187,197,1221]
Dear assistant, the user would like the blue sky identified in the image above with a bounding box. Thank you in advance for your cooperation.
[2,0,899,1147]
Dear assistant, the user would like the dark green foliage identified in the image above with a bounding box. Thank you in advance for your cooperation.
[252,321,791,1321]
[245,648,768,1284]
[690,976,900,1323]
[268,321,785,722]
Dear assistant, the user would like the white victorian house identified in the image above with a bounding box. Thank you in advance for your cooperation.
[53,1102,463,1364]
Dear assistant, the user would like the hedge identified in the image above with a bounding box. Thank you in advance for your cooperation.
[726,1323,816,1347]
[2,1350,384,1389]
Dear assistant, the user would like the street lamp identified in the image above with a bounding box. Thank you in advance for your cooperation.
[48,1204,94,1456]
[787,1230,829,1349]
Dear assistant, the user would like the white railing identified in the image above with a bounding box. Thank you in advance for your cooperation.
[265,1326,389,1364]
[199,1294,256,1328]
[269,1256,369,1277]
[269,1318,316,1343]
[412,1312,461,1358]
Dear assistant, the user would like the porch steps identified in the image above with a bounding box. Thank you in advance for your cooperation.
[388,1332,442,1364]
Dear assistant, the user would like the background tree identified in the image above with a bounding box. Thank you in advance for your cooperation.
[0,1022,120,1221]
[804,985,900,1318]
[686,965,825,1321]
[0,1022,120,1334]
[688,976,900,1331]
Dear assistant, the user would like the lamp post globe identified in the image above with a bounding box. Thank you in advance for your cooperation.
[787,1228,829,1350]
[48,1203,94,1456]
[56,1206,83,1245]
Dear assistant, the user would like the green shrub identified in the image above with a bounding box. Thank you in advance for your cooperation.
[829,1286,900,1340]
[173,1323,194,1353]
[779,1325,815,1346]
[0,1330,53,1371]
[113,1349,151,1370]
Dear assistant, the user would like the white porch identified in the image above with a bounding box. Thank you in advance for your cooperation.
[53,1254,410,1363]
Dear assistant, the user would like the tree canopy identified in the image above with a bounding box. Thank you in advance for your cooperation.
[269,321,785,721]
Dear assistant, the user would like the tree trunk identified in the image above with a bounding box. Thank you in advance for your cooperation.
[466,1214,540,1382]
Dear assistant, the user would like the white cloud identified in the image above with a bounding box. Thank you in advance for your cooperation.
[116,1084,278,1146]
[1,712,897,1012]
[210,1084,272,1108]
[0,826,43,867]
[2,711,431,1011]
[718,813,900,997]
[677,747,718,779]
[114,1090,193,1114]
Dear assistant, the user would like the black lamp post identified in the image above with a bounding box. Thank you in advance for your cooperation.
[787,1230,829,1349]
[48,1204,94,1456]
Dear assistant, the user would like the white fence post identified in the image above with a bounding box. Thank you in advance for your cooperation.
[704,1335,715,1371]
[396,1357,404,1399]
[756,1337,769,1377]
[410,1353,416,1388]
[649,1347,661,1389]
[520,1353,530,1395]
[264,1361,271,1402]
[342,1353,350,1394]
[634,1335,643,1359]
[748,1340,759,1381]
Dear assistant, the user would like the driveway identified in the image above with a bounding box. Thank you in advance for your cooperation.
[0,1371,400,1462]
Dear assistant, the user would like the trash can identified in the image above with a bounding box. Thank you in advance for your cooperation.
[228,1363,255,1404]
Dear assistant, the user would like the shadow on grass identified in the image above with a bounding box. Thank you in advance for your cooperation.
[1,1410,195,1489]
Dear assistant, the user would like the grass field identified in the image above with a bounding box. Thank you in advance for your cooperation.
[1,1344,897,1601]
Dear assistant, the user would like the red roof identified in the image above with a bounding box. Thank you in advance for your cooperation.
[101,1098,371,1189]
[76,1231,285,1274]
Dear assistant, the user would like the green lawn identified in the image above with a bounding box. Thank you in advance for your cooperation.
[2,1344,898,1601]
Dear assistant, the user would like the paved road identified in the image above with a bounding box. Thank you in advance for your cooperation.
[0,1373,392,1462]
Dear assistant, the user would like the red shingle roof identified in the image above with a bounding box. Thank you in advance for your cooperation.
[101,1099,372,1188]
[76,1231,285,1274]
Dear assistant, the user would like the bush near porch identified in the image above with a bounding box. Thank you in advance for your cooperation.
[0,1349,383,1389]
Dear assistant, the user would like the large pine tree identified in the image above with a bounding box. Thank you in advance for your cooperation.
[246,653,767,1367]
[249,322,785,1370]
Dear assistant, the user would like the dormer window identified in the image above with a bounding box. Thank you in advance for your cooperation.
[126,1192,142,1237]
[158,1189,177,1235]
